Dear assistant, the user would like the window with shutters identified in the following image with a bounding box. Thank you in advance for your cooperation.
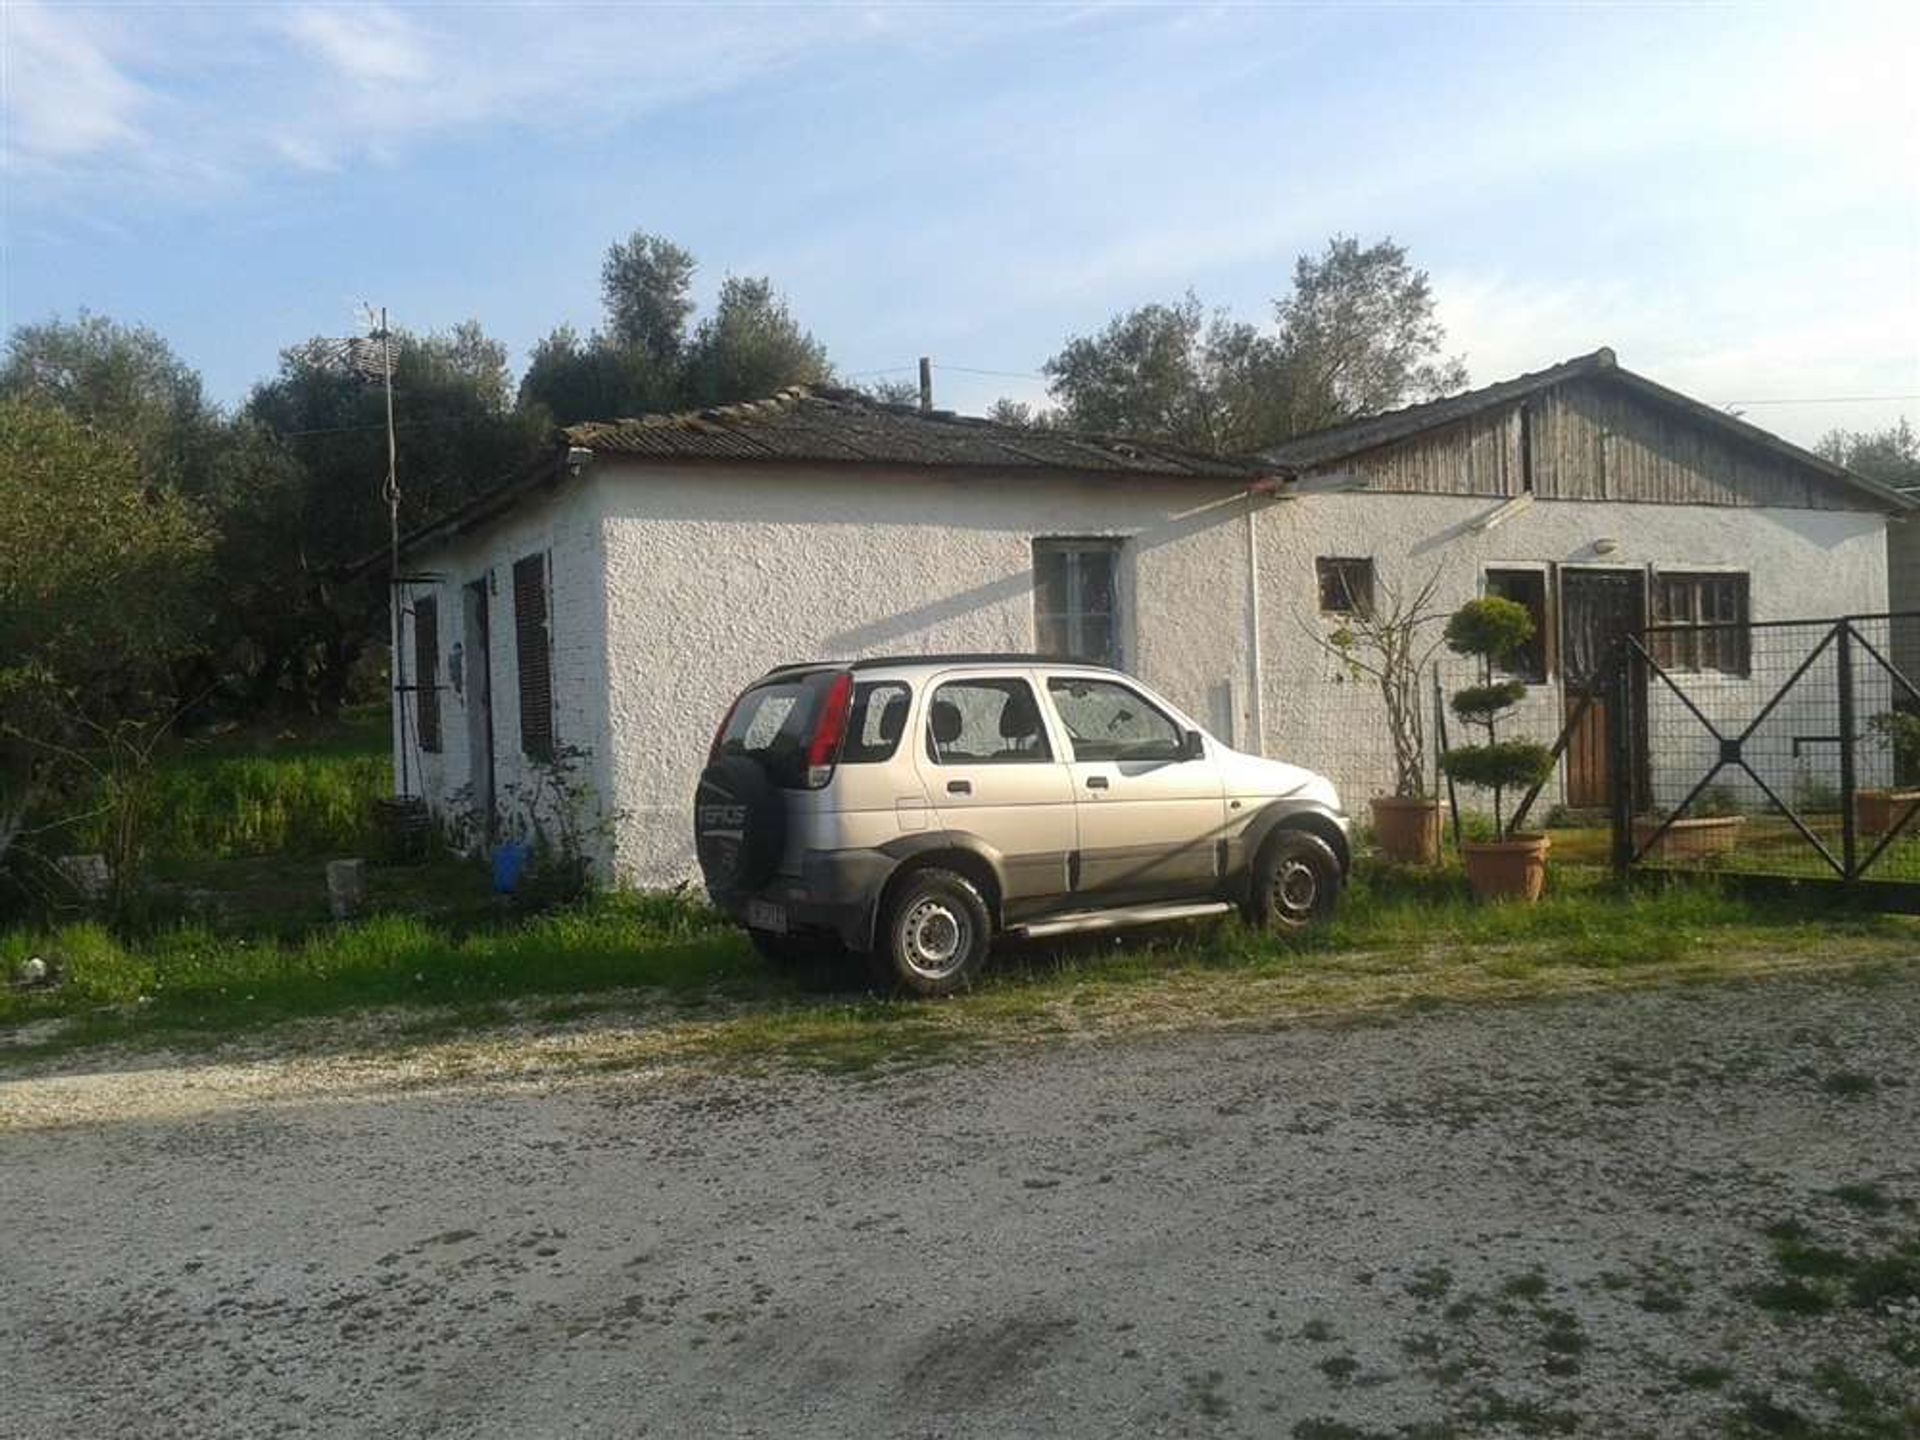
[1033,539,1123,667]
[513,553,554,759]
[1651,572,1750,676]
[413,593,442,753]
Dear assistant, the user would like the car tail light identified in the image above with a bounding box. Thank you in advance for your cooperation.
[708,692,747,764]
[804,671,855,787]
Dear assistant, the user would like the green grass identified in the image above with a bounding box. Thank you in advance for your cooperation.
[3,859,1917,1072]
[0,891,752,1056]
[51,706,390,862]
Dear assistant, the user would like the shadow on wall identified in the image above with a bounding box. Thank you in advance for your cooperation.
[820,488,1253,657]
[823,571,1038,654]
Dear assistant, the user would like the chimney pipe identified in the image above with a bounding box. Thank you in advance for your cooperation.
[918,357,933,414]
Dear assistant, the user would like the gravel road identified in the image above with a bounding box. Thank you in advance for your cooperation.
[4,971,1917,1439]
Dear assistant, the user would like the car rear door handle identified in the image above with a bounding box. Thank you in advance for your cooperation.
[947,780,971,795]
[1085,775,1109,790]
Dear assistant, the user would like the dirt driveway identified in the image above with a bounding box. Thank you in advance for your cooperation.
[3,971,1917,1439]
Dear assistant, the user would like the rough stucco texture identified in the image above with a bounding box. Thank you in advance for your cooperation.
[1259,493,1890,812]
[597,466,1254,886]
[394,480,614,868]
[404,460,1890,889]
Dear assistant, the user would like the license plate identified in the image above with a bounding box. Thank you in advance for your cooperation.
[746,899,788,934]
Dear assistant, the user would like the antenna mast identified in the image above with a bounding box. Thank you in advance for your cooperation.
[372,307,410,801]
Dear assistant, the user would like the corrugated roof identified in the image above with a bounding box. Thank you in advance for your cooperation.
[565,387,1263,480]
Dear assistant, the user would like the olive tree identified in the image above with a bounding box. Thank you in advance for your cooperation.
[0,399,211,875]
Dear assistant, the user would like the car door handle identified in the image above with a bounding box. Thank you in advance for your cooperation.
[947,780,971,795]
[1085,775,1109,790]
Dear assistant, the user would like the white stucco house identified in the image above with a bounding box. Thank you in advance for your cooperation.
[383,347,1910,885]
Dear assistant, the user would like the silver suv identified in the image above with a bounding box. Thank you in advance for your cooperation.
[695,656,1350,995]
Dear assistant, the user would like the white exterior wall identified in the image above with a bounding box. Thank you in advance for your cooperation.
[399,462,1892,886]
[392,479,615,864]
[596,464,1255,885]
[1257,492,1891,813]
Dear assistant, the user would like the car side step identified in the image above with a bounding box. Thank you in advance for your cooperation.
[1009,900,1235,941]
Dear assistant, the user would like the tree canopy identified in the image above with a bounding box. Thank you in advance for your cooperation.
[520,229,833,425]
[0,398,211,863]
[602,233,697,365]
[1271,236,1468,435]
[240,322,550,711]
[0,311,223,492]
[1818,419,1920,492]
[1038,235,1467,451]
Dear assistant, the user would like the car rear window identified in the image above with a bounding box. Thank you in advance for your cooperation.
[717,674,911,784]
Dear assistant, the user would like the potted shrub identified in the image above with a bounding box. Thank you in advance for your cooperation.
[1439,597,1555,901]
[1855,709,1920,834]
[1313,570,1448,864]
[1631,783,1746,861]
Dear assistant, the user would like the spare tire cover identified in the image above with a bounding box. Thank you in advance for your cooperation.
[695,756,786,896]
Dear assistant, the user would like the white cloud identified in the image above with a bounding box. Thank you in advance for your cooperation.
[6,4,1094,192]
[2,0,145,163]
[281,6,432,87]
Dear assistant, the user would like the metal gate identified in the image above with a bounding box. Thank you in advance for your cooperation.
[1589,612,1920,899]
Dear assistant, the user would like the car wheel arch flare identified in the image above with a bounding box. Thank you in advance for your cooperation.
[1246,801,1352,879]
[869,835,1007,947]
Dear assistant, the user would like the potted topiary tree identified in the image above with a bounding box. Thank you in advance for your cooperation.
[1312,569,1447,864]
[1439,596,1555,901]
[1856,709,1920,834]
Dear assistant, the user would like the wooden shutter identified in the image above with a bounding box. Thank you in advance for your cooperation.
[413,594,441,753]
[513,553,554,760]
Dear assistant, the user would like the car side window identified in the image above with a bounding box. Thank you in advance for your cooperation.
[926,679,1054,765]
[1045,677,1182,762]
[841,681,912,764]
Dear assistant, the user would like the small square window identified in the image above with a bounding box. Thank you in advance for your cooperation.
[1316,557,1374,616]
[1652,573,1750,676]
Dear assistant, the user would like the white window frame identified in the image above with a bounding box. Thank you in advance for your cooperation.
[1033,537,1125,668]
[1481,562,1551,683]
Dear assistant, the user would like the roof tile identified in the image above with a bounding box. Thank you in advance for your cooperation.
[565,387,1263,480]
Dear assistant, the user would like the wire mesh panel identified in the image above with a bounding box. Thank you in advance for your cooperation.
[1620,613,1920,889]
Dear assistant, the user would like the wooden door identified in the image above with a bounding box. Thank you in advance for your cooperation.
[1561,570,1646,808]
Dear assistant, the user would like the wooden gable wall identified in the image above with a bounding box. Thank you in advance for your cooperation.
[1528,378,1873,509]
[1310,376,1882,512]
[1330,406,1521,497]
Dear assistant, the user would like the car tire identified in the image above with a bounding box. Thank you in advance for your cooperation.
[872,867,992,997]
[1247,829,1342,933]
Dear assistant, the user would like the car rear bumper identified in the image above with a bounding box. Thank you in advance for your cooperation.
[714,848,894,949]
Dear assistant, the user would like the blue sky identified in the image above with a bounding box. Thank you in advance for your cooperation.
[5,1,1916,445]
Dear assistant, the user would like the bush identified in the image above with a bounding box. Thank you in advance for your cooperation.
[1443,596,1535,662]
[1440,740,1554,793]
[1440,596,1547,835]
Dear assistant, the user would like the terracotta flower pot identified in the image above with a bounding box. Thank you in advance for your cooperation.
[1371,795,1442,865]
[1631,814,1745,862]
[1854,789,1920,836]
[1461,833,1550,903]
